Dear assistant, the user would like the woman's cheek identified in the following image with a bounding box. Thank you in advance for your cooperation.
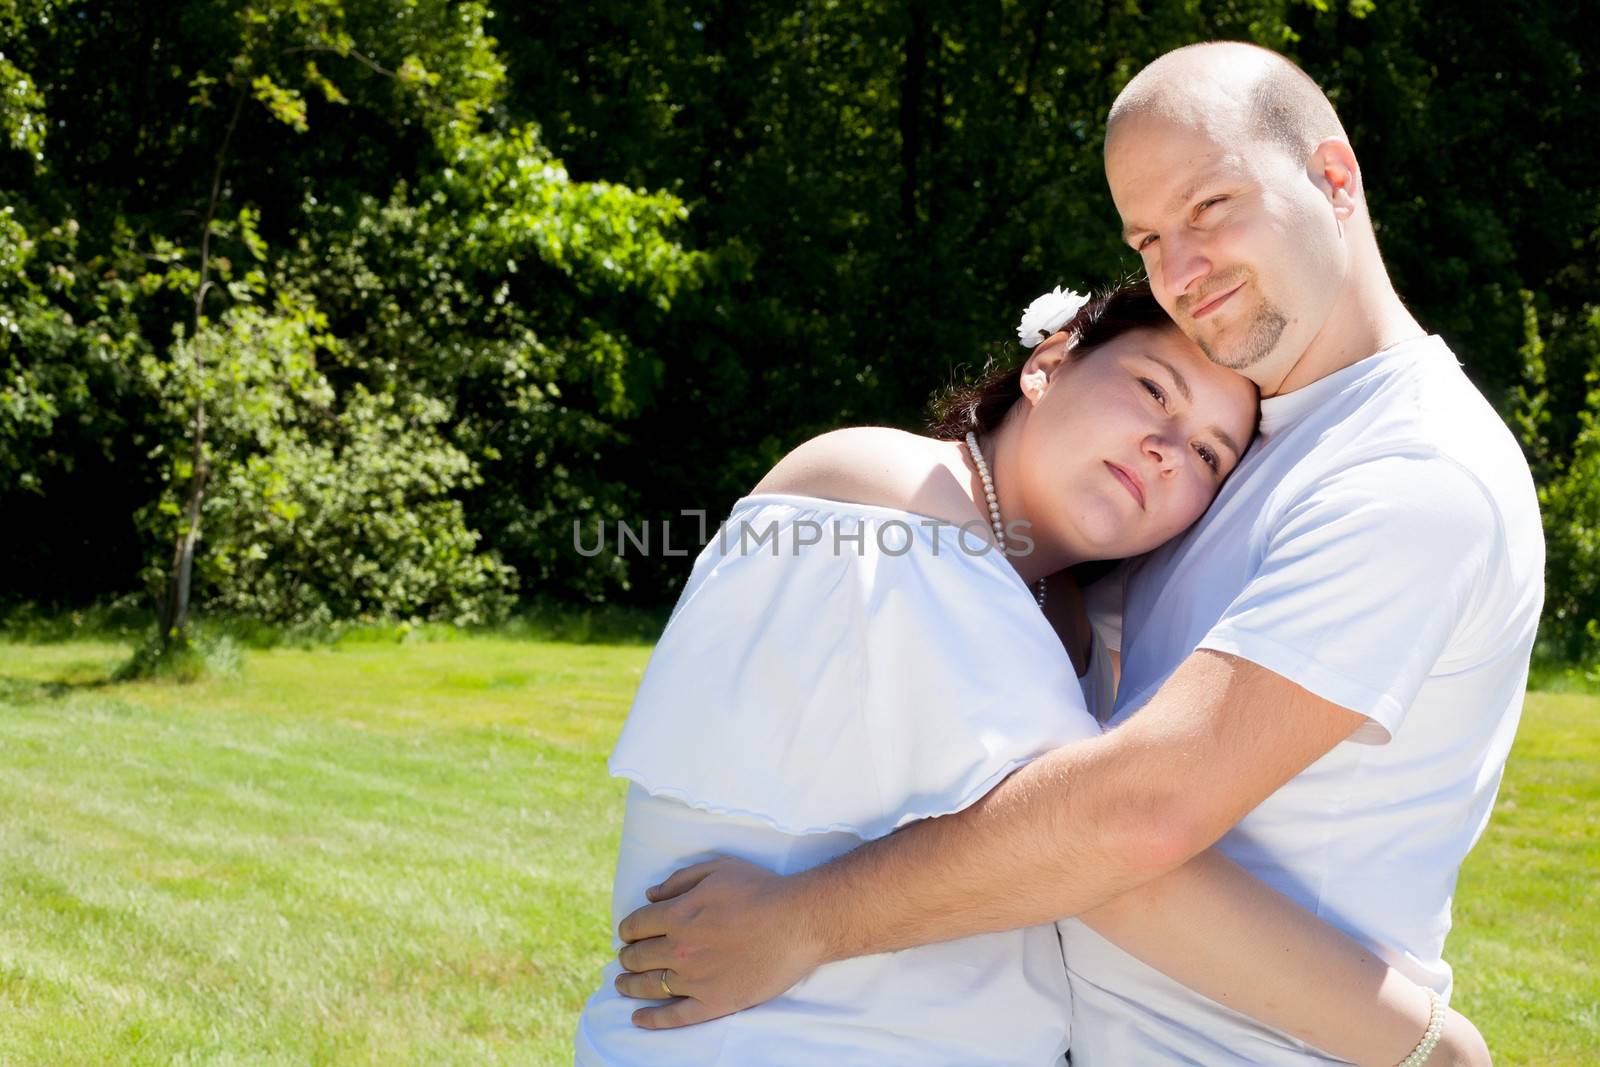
[1177,476,1211,527]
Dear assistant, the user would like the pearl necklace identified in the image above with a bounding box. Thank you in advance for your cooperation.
[964,431,1048,609]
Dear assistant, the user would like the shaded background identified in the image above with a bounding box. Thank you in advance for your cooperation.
[1,0,1595,657]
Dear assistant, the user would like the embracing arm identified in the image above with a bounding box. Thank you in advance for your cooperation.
[1078,850,1489,1066]
[643,651,1361,951]
[619,650,1487,1061]
[619,652,1359,997]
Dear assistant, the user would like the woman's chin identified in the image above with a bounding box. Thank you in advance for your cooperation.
[1065,510,1137,560]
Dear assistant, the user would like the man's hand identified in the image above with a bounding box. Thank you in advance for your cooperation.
[614,856,827,1029]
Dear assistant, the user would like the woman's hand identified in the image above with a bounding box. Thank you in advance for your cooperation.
[614,856,828,1029]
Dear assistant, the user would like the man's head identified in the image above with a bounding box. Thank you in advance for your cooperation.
[1106,42,1376,390]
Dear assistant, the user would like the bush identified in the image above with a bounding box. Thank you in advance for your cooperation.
[1539,405,1600,664]
[116,628,244,683]
[1515,298,1600,665]
[138,306,516,628]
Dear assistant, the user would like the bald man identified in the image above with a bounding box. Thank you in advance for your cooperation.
[611,43,1540,1065]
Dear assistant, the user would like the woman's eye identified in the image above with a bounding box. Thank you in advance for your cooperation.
[1196,443,1220,472]
[1140,378,1167,406]
[1197,196,1225,214]
[1136,234,1159,252]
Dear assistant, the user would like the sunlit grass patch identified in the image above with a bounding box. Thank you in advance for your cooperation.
[0,630,1593,1064]
[0,631,643,1064]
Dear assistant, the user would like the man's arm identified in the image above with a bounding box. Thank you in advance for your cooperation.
[615,649,1365,1028]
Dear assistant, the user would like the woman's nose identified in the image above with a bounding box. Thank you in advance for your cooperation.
[1144,433,1184,475]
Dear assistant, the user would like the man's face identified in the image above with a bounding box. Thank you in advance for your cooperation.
[1105,113,1345,383]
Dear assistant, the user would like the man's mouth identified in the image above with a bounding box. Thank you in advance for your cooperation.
[1192,282,1243,320]
[1106,461,1146,510]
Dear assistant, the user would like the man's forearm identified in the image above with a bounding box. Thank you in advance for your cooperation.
[797,650,1366,964]
[798,728,1188,963]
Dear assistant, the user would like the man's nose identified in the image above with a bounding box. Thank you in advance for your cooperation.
[1161,231,1210,302]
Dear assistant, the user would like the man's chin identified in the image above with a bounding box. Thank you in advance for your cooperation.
[1211,342,1260,371]
[1208,311,1288,372]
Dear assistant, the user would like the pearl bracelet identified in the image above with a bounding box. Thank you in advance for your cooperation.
[1396,987,1445,1067]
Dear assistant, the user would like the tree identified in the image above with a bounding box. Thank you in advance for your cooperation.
[0,0,703,631]
[3,1,1598,661]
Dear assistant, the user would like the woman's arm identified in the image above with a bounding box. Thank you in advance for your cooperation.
[1078,849,1491,1066]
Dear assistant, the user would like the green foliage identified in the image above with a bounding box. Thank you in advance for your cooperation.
[0,53,44,160]
[1532,309,1600,663]
[293,124,704,599]
[0,2,49,163]
[136,305,516,626]
[116,626,245,682]
[0,1,1597,657]
[0,0,701,620]
[0,595,149,644]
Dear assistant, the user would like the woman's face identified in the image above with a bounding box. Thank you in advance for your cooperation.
[1012,323,1259,561]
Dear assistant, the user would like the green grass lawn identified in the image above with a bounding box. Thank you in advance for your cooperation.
[0,632,1594,1064]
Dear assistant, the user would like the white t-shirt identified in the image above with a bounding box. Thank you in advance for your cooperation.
[1062,335,1544,1065]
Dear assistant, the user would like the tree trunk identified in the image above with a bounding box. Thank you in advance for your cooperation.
[158,448,207,645]
[158,84,245,650]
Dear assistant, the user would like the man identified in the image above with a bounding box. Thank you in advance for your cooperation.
[611,42,1543,1063]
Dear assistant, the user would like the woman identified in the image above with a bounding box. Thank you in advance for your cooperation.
[575,281,1482,1065]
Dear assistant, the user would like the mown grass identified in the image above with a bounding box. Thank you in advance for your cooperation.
[0,629,1594,1064]
[1450,689,1600,1064]
[0,633,648,1064]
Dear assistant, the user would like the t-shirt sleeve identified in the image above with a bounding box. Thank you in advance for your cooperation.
[1197,455,1500,742]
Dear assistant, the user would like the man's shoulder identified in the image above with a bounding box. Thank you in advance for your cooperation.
[1277,343,1533,528]
[1361,340,1529,475]
[750,427,985,529]
[1323,381,1535,551]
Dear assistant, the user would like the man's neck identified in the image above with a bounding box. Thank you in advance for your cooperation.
[1261,273,1425,399]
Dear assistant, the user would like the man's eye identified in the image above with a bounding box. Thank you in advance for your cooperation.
[1140,378,1167,406]
[1197,196,1226,214]
[1196,443,1221,473]
[1136,234,1159,252]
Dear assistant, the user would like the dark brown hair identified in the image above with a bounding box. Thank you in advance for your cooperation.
[927,278,1173,440]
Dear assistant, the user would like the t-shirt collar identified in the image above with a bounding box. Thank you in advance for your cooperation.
[1257,334,1448,436]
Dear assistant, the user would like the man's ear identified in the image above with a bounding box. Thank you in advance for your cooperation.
[1021,331,1073,403]
[1310,137,1360,223]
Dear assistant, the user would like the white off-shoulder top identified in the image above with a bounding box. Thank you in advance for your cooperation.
[575,493,1104,1066]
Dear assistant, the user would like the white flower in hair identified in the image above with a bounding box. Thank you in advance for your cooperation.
[1016,285,1090,348]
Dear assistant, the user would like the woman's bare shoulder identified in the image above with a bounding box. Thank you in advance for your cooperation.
[750,427,984,528]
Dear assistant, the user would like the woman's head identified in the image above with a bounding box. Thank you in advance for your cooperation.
[930,280,1259,563]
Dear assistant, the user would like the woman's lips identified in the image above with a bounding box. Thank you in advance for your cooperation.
[1106,461,1146,509]
[1192,282,1242,320]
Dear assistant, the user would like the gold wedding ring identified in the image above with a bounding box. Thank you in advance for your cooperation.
[659,969,674,998]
